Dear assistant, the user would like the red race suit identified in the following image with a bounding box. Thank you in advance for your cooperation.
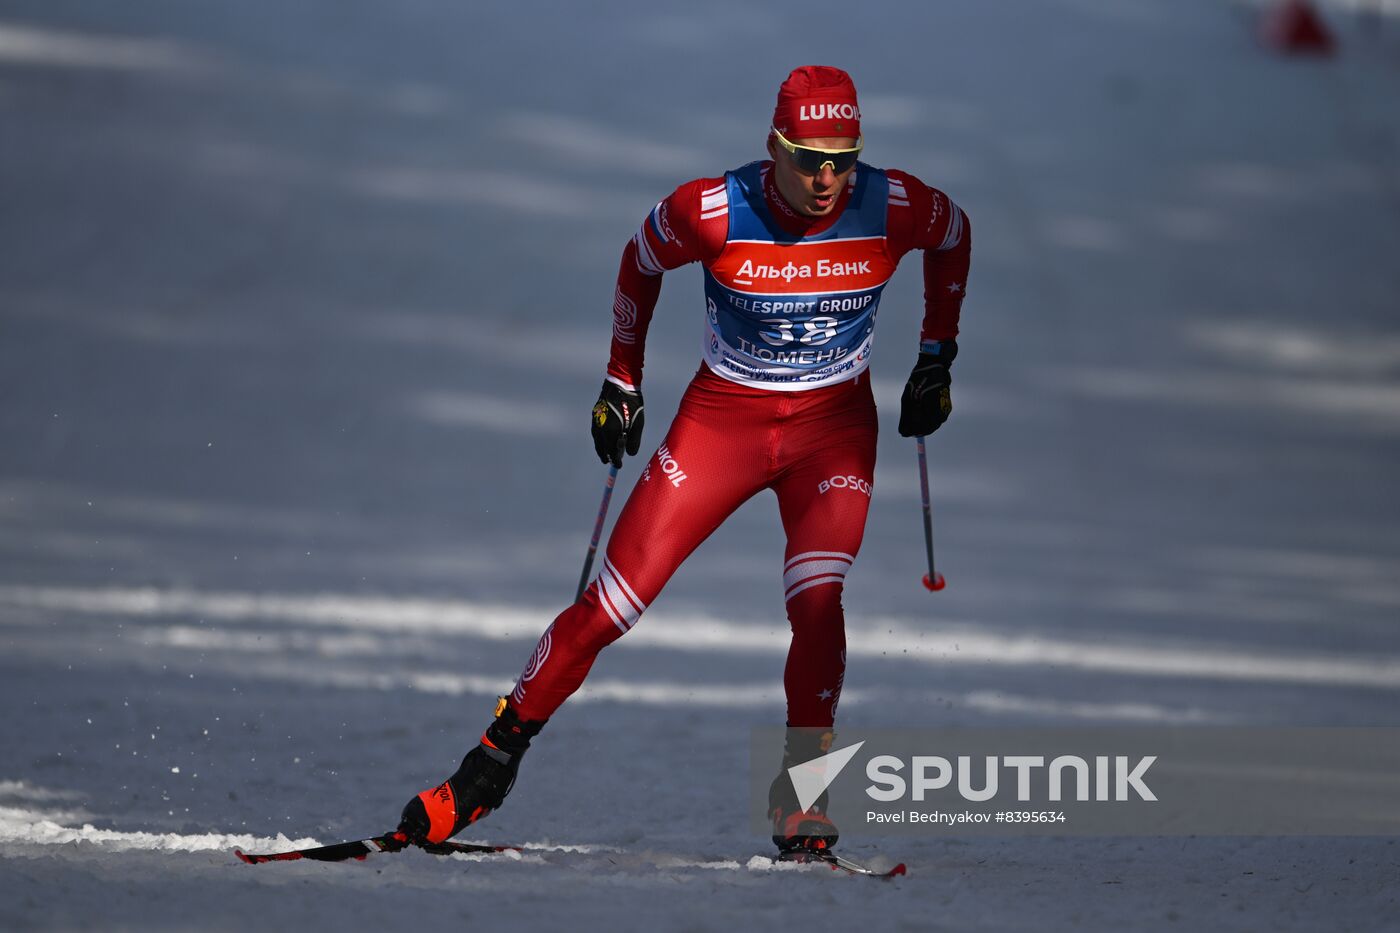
[510,160,970,728]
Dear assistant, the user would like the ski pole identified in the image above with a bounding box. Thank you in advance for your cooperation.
[916,436,946,592]
[576,464,620,601]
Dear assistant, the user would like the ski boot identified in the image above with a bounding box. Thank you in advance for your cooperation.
[398,697,546,845]
[768,727,840,855]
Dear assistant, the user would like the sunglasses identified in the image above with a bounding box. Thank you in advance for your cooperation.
[771,127,863,175]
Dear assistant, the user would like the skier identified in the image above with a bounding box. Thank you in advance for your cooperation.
[399,66,970,855]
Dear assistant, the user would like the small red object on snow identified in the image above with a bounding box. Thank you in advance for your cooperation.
[1260,0,1336,55]
[922,572,946,592]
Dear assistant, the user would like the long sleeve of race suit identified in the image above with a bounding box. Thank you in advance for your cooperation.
[605,178,728,391]
[884,169,971,347]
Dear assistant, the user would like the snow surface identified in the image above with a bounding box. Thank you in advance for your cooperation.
[2,0,1399,929]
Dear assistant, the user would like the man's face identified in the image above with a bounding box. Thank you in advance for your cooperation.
[766,135,860,218]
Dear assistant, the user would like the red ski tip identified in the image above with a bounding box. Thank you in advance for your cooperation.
[889,862,908,877]
[922,573,946,592]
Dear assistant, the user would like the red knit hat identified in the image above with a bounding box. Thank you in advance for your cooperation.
[772,66,862,141]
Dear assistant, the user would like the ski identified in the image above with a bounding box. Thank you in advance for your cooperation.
[776,849,907,878]
[234,832,518,864]
[236,833,904,878]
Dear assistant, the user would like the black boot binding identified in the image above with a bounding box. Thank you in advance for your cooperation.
[399,698,546,845]
[768,727,840,854]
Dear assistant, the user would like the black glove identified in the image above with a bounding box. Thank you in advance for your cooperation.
[898,340,957,438]
[591,380,645,467]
